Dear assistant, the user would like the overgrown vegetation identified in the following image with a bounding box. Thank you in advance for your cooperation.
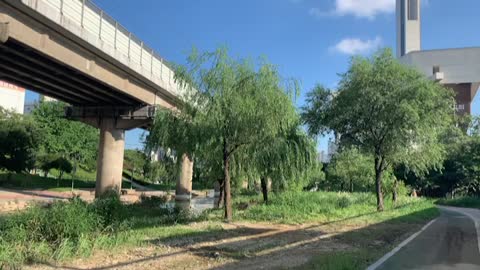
[302,49,454,211]
[0,107,42,173]
[206,191,436,224]
[0,192,198,269]
[0,190,437,269]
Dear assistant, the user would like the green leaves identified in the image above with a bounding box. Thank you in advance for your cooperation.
[31,101,99,168]
[0,108,42,173]
[302,48,455,210]
[303,48,455,175]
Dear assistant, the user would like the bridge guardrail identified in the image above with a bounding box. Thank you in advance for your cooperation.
[20,0,183,98]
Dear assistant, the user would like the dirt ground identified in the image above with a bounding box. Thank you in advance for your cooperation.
[24,221,370,270]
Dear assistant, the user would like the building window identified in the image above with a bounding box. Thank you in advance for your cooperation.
[408,0,418,20]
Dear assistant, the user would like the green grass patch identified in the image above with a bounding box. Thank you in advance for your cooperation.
[0,192,211,269]
[436,196,480,209]
[0,173,137,192]
[0,173,95,190]
[206,191,437,225]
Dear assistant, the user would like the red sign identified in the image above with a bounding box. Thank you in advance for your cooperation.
[0,80,25,92]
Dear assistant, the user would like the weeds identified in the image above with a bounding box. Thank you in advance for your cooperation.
[0,191,197,269]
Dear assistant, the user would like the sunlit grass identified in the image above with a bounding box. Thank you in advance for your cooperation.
[206,191,438,225]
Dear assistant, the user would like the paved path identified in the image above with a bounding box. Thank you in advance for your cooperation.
[375,206,480,270]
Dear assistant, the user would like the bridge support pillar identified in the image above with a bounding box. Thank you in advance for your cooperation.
[95,117,125,197]
[65,106,155,198]
[176,153,193,210]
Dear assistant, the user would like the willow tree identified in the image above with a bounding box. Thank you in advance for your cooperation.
[239,125,316,203]
[302,49,454,211]
[145,97,199,201]
[171,47,298,221]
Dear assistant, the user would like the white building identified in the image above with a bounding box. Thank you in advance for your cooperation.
[397,0,479,115]
[0,81,25,114]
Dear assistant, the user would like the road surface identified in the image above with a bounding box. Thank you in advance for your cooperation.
[375,206,480,270]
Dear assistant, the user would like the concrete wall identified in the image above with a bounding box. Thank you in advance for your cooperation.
[0,80,25,114]
[400,48,480,85]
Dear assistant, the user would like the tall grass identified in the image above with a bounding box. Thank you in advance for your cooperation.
[231,191,436,224]
[0,192,197,269]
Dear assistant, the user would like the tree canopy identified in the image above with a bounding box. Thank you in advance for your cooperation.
[148,47,300,220]
[302,49,455,211]
[31,101,99,169]
[124,149,147,177]
[0,107,42,173]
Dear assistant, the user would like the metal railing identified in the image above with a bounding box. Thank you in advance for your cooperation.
[20,0,181,98]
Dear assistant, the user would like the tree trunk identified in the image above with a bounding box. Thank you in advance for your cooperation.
[392,178,398,205]
[223,141,232,221]
[131,168,134,190]
[374,157,384,212]
[261,177,268,203]
[216,179,225,208]
[350,179,354,193]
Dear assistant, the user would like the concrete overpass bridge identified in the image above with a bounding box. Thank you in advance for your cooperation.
[0,0,192,201]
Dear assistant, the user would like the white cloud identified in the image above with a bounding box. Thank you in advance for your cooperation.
[331,36,382,55]
[334,0,395,19]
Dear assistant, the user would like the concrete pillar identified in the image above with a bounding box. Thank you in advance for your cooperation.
[175,153,193,209]
[95,118,125,197]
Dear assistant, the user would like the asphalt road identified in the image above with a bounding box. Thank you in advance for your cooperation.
[375,206,480,270]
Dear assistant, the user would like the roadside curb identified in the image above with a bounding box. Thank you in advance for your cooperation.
[366,218,438,270]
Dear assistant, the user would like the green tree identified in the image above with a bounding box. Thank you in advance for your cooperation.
[31,101,99,171]
[240,126,317,202]
[124,149,147,184]
[327,147,374,193]
[36,153,57,177]
[170,47,299,220]
[302,49,454,211]
[0,107,42,173]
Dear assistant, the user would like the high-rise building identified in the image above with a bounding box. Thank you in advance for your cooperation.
[0,80,25,114]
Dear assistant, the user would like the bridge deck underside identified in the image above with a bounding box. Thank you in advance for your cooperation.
[0,39,143,106]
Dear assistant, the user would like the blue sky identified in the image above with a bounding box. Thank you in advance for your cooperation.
[26,0,480,151]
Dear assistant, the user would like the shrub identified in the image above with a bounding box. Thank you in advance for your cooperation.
[337,195,352,209]
[0,193,133,268]
[1,197,101,245]
[91,190,126,230]
[138,194,169,208]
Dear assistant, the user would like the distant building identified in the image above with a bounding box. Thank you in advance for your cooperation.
[327,139,338,162]
[317,151,328,163]
[397,0,479,115]
[150,148,176,162]
[23,102,38,115]
[0,81,25,114]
